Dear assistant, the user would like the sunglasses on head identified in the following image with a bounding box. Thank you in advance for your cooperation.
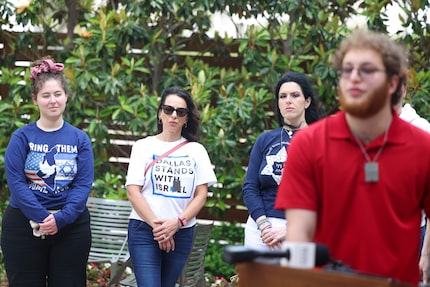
[161,105,189,117]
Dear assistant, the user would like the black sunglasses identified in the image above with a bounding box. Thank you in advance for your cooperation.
[161,105,189,117]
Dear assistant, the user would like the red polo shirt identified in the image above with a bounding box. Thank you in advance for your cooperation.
[275,110,430,285]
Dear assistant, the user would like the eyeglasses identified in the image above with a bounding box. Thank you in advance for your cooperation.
[339,66,385,80]
[161,105,189,117]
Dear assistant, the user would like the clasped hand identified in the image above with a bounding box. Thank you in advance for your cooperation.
[152,218,178,252]
[29,214,58,238]
[260,225,286,249]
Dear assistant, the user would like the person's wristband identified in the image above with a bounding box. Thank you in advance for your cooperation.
[178,215,187,227]
[257,218,271,230]
[260,224,272,232]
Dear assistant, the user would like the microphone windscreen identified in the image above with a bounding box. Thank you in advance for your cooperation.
[222,245,259,264]
[222,243,331,267]
[314,244,330,266]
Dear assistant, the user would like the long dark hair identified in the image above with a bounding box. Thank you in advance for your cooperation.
[156,86,201,142]
[274,72,320,127]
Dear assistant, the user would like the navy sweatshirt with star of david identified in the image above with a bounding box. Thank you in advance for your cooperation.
[5,121,94,230]
[243,127,298,221]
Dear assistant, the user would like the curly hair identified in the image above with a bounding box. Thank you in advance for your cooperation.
[330,29,408,107]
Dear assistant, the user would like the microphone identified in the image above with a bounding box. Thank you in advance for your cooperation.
[222,242,330,269]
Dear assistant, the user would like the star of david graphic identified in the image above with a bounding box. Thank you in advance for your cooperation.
[261,146,287,184]
[58,161,75,177]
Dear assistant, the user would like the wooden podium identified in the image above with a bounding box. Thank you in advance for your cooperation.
[236,262,414,287]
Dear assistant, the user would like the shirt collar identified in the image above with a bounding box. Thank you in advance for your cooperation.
[329,110,405,146]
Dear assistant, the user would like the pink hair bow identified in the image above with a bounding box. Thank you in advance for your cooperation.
[30,59,64,81]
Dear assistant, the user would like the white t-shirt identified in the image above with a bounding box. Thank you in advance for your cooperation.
[126,136,217,227]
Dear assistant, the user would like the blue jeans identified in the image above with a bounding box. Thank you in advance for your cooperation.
[128,219,194,287]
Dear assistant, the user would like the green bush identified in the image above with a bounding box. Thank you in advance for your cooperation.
[205,222,244,280]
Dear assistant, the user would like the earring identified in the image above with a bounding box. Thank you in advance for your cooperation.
[184,122,188,128]
[158,119,162,124]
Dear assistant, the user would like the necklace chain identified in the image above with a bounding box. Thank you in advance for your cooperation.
[353,127,389,163]
[352,125,390,183]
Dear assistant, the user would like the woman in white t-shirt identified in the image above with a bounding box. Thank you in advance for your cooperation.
[126,86,217,287]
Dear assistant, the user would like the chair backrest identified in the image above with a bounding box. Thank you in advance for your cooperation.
[87,197,132,264]
[178,222,214,287]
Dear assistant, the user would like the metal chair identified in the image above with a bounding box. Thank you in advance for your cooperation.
[111,222,214,287]
[86,197,132,285]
